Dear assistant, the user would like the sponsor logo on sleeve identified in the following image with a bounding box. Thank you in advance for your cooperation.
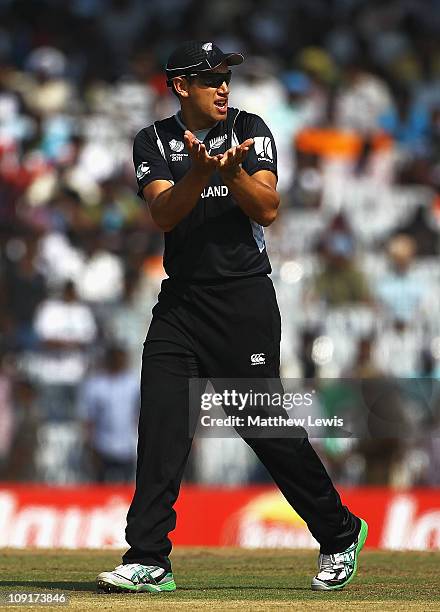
[253,136,273,163]
[136,162,150,179]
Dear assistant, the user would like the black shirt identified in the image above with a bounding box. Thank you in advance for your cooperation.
[133,107,277,281]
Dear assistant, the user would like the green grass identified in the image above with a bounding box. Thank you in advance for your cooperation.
[0,548,439,611]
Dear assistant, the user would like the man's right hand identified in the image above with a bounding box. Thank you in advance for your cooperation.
[184,130,222,176]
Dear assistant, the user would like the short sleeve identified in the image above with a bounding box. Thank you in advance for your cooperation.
[238,113,278,178]
[133,127,174,198]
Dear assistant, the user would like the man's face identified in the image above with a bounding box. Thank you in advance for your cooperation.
[177,61,230,123]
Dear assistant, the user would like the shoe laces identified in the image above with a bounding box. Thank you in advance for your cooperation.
[319,539,357,574]
[116,563,158,572]
[115,563,161,584]
[319,553,344,573]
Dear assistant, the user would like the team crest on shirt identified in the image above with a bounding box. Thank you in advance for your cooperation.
[169,139,184,153]
[136,162,150,179]
[253,136,273,162]
[202,42,213,52]
[209,134,227,150]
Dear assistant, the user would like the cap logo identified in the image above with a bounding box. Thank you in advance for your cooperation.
[202,42,213,52]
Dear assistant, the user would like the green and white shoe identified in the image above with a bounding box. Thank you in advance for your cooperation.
[96,563,176,594]
[311,518,368,591]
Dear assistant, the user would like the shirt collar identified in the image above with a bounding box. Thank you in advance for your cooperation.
[175,111,219,142]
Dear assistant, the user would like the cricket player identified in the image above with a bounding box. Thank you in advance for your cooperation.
[97,41,368,594]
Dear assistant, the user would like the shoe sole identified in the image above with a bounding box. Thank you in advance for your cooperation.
[311,518,369,591]
[96,574,176,594]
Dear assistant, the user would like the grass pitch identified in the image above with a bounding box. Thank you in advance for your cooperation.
[0,548,439,611]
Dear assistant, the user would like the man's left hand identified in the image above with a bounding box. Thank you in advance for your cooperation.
[218,138,254,179]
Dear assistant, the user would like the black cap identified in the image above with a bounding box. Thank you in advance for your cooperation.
[166,40,244,86]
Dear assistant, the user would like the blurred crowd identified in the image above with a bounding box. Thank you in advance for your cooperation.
[1,0,440,487]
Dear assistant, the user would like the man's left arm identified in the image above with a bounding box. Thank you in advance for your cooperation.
[219,114,280,226]
[220,156,279,227]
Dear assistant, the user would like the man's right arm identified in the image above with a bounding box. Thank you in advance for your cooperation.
[144,166,211,232]
[139,130,221,233]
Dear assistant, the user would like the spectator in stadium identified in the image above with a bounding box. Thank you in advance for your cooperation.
[77,345,139,483]
[98,0,151,77]
[356,377,414,486]
[269,70,326,198]
[374,233,428,323]
[313,223,371,306]
[0,359,13,478]
[31,280,97,407]
[33,279,97,352]
[4,378,41,482]
[335,56,393,137]
[396,204,439,257]
[379,85,430,156]
[349,336,383,379]
[373,319,422,377]
[102,268,150,370]
[75,230,124,304]
[4,236,46,350]
[22,46,75,118]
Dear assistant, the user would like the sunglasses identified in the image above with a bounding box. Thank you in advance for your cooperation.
[186,70,232,88]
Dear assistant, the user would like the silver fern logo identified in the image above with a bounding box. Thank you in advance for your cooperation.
[202,42,213,52]
[209,134,227,150]
[169,139,184,153]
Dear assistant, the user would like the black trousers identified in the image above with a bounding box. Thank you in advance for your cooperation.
[123,275,360,570]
